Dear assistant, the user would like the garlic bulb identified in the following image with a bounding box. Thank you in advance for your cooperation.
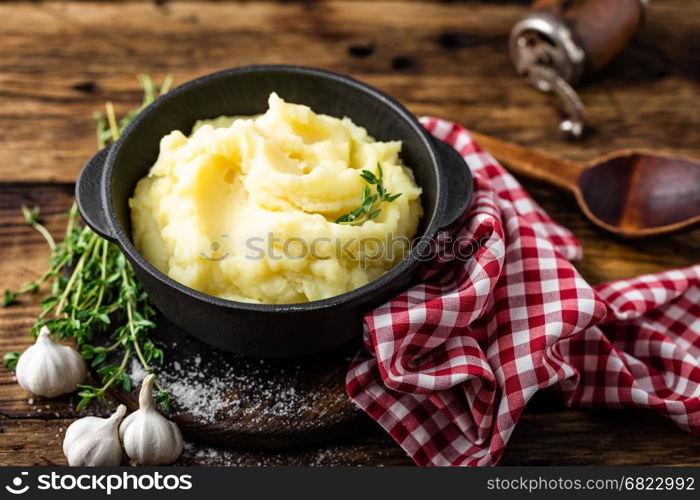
[63,404,126,466]
[119,374,183,465]
[16,326,86,397]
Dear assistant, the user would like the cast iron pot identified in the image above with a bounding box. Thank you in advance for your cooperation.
[76,65,473,358]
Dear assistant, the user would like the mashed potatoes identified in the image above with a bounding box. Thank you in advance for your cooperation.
[130,93,422,304]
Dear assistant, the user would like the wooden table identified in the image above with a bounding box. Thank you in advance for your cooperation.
[1,0,699,466]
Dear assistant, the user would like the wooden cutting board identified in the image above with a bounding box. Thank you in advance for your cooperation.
[108,315,375,449]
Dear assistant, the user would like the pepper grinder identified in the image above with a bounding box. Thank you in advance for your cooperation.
[509,0,648,139]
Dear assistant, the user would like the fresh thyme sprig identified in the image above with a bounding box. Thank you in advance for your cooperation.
[335,163,402,224]
[2,73,173,411]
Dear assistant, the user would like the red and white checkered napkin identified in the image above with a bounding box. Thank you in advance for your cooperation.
[346,117,700,466]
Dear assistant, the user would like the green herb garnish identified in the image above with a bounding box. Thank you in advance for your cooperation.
[335,163,402,224]
[3,73,173,411]
[3,351,20,371]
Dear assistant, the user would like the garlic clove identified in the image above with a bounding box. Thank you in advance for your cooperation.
[16,326,86,398]
[119,374,183,465]
[63,404,126,466]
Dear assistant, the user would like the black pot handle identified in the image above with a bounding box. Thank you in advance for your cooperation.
[431,137,473,229]
[75,145,116,241]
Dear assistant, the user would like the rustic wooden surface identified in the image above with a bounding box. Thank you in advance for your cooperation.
[1,0,700,466]
[111,319,370,450]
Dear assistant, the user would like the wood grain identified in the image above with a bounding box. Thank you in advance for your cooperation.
[4,399,700,466]
[0,418,414,466]
[1,1,700,183]
[110,321,371,450]
[502,401,700,466]
[2,180,699,465]
[1,0,699,466]
[471,131,700,237]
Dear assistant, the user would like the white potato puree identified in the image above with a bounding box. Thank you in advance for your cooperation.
[130,93,422,304]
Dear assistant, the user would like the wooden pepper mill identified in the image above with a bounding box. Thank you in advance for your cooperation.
[509,0,648,138]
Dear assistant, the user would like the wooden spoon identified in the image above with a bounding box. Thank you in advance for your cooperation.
[469,131,700,238]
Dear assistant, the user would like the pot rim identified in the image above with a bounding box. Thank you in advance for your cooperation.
[103,65,448,313]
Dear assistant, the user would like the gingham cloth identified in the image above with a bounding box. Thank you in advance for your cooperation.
[346,118,700,466]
